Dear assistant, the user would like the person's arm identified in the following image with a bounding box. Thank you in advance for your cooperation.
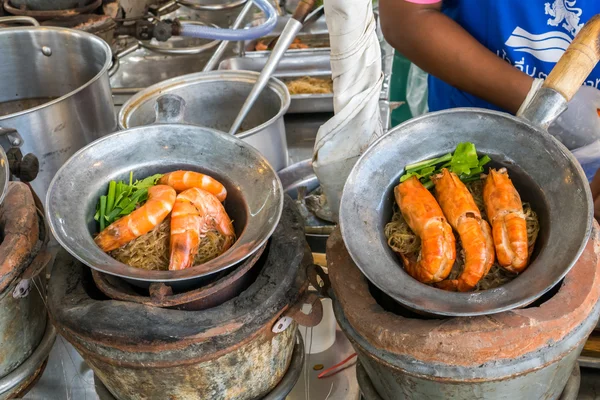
[379,0,533,113]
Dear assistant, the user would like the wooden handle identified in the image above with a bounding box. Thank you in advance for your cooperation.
[291,0,316,23]
[543,14,600,101]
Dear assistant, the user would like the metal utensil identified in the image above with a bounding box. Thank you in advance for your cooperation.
[203,0,254,72]
[266,5,324,50]
[229,0,316,135]
[45,118,283,287]
[219,50,333,113]
[339,16,600,317]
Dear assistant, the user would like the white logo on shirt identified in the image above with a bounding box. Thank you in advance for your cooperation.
[544,0,584,36]
[502,0,583,63]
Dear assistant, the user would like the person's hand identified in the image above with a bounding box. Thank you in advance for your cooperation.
[591,168,600,223]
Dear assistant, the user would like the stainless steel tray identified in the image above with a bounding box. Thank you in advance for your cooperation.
[239,15,330,55]
[219,51,333,113]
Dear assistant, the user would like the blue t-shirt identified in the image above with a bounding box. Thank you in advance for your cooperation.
[428,0,600,113]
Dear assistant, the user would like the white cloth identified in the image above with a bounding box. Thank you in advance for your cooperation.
[312,0,384,222]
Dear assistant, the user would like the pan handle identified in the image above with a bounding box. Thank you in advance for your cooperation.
[520,15,600,129]
[543,14,600,102]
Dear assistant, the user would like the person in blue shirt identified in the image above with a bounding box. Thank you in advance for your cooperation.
[379,0,600,114]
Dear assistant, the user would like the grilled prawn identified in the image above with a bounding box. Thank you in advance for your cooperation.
[95,185,176,252]
[159,170,227,202]
[169,188,235,271]
[483,168,528,273]
[432,169,495,292]
[394,177,456,283]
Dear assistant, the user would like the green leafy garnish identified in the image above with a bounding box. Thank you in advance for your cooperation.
[400,142,490,188]
[94,173,163,229]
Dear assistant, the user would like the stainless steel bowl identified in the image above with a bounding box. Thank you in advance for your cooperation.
[45,124,283,286]
[340,108,592,317]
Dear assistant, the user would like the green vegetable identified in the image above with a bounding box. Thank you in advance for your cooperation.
[99,196,107,231]
[94,172,163,230]
[400,142,491,188]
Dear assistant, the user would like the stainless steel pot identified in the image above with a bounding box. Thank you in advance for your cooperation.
[339,16,600,316]
[0,26,116,198]
[118,70,290,171]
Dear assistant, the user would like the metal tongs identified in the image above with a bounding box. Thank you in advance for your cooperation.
[228,0,319,135]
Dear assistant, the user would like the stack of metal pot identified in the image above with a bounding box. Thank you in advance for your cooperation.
[43,115,322,399]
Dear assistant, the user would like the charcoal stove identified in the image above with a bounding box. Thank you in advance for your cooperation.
[325,226,600,400]
[48,197,323,400]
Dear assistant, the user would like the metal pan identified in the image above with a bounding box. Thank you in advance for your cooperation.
[339,17,600,316]
[219,51,333,113]
[45,122,283,287]
[240,14,330,55]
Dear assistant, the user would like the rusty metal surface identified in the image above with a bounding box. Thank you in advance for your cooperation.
[91,331,306,400]
[1,359,47,400]
[89,323,298,400]
[0,182,46,379]
[92,243,267,310]
[329,223,600,399]
[0,182,38,293]
[48,197,314,399]
[0,322,55,400]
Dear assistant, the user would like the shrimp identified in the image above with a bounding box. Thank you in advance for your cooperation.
[432,169,495,292]
[483,168,528,273]
[169,188,235,271]
[394,177,456,283]
[95,185,176,252]
[159,171,227,202]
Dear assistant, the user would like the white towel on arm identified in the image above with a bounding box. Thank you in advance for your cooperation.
[312,0,384,222]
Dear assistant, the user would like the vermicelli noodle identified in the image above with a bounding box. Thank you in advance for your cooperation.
[110,218,227,271]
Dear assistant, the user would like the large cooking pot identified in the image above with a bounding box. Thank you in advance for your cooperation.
[0,26,116,198]
[118,70,290,171]
[339,16,600,316]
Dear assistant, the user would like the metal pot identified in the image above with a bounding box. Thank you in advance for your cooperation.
[45,118,283,288]
[118,70,290,171]
[0,26,116,198]
[339,17,600,316]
